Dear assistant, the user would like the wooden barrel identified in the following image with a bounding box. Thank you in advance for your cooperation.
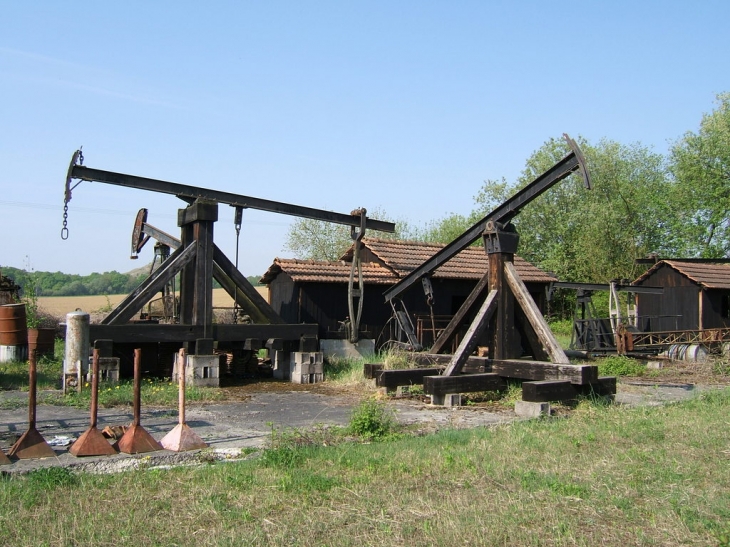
[0,303,28,346]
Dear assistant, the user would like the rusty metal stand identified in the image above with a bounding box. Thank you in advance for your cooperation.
[160,349,208,452]
[70,349,118,457]
[8,349,56,459]
[113,348,163,454]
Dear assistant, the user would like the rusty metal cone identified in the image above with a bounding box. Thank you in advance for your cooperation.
[160,423,207,452]
[0,449,11,465]
[113,424,163,454]
[70,426,118,457]
[7,428,56,460]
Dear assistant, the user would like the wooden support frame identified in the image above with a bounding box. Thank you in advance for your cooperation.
[375,368,442,389]
[424,373,506,396]
[444,290,498,376]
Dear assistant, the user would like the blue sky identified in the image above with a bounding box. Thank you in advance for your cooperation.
[1,1,728,277]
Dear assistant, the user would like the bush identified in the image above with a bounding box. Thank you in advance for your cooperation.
[348,398,395,439]
[597,355,645,377]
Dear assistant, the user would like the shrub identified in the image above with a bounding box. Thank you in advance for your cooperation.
[348,398,394,439]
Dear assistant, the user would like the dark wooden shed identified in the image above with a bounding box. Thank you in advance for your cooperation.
[633,260,730,332]
[261,238,556,347]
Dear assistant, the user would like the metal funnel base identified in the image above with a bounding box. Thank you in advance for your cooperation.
[160,423,208,452]
[113,424,163,454]
[0,449,11,465]
[7,427,56,459]
[70,426,118,457]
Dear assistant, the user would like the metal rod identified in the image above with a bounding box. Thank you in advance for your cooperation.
[133,348,141,427]
[178,349,186,425]
[28,348,37,428]
[90,349,99,429]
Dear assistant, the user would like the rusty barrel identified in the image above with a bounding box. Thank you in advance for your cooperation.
[0,303,28,345]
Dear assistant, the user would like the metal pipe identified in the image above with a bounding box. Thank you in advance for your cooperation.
[133,348,141,427]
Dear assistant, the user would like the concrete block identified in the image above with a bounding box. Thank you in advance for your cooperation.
[290,352,324,377]
[514,400,550,418]
[272,350,290,381]
[89,357,120,382]
[431,393,462,407]
[646,360,663,370]
[291,372,324,385]
[320,339,375,360]
[173,354,219,387]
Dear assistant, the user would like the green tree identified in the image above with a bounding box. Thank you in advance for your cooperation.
[284,207,418,260]
[670,92,730,257]
[472,136,672,283]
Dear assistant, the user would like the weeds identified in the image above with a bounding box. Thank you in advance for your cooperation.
[597,355,645,377]
[348,397,395,439]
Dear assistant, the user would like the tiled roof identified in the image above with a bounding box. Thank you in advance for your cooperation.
[341,238,557,283]
[634,260,730,290]
[260,258,395,285]
[261,239,557,285]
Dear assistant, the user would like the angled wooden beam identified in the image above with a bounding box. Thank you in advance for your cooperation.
[213,245,283,324]
[504,261,569,364]
[444,290,498,376]
[102,243,197,325]
[431,271,490,355]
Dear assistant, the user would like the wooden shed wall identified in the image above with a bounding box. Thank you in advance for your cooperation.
[635,265,699,331]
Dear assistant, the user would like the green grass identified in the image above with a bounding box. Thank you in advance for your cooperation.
[2,388,729,546]
[596,355,646,377]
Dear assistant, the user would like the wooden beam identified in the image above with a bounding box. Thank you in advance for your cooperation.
[444,290,498,376]
[89,323,318,344]
[424,373,506,396]
[490,360,598,385]
[504,261,569,364]
[363,363,384,379]
[102,243,197,325]
[430,271,490,355]
[213,244,284,324]
[376,368,442,389]
[521,380,576,402]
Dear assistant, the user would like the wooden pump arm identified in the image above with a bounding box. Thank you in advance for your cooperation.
[66,153,396,233]
[383,134,591,302]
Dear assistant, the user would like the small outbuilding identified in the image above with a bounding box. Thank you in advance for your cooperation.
[261,237,557,348]
[633,260,730,332]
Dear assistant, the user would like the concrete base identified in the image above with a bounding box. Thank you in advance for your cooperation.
[647,360,663,370]
[0,345,28,363]
[272,350,290,381]
[515,400,550,418]
[290,352,324,384]
[87,357,120,383]
[320,339,375,360]
[431,393,462,407]
[173,354,219,387]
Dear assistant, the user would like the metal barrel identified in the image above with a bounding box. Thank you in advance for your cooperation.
[27,327,56,357]
[666,343,708,362]
[0,303,28,346]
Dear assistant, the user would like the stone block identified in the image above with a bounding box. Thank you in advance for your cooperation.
[430,393,462,407]
[514,400,550,418]
[272,350,290,380]
[646,360,663,370]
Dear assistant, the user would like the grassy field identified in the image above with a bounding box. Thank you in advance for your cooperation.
[1,389,729,546]
[37,287,269,318]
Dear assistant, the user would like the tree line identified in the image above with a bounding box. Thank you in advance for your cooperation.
[1,266,263,298]
[286,92,730,285]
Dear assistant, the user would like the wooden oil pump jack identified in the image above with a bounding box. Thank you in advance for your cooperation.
[382,135,607,401]
[63,150,395,359]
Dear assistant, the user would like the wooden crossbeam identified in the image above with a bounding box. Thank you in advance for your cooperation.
[424,373,506,396]
[375,368,442,389]
[444,290,498,376]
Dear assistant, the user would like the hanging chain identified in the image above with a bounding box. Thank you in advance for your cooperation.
[61,148,84,240]
[232,207,243,324]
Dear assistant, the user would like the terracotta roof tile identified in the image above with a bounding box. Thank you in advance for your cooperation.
[342,237,556,283]
[260,258,395,285]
